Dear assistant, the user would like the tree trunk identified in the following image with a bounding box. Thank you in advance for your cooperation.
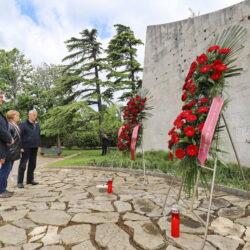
[129,49,136,91]
[94,64,103,127]
[56,135,61,149]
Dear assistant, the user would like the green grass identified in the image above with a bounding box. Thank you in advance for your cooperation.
[48,149,103,166]
[47,149,250,190]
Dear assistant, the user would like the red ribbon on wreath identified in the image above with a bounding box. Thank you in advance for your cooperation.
[118,126,125,139]
[130,124,140,161]
[198,96,224,165]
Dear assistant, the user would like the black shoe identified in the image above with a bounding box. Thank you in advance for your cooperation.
[17,183,24,188]
[6,190,15,195]
[0,192,13,198]
[27,181,39,185]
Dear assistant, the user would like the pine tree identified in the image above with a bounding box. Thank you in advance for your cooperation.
[106,24,143,101]
[62,29,108,126]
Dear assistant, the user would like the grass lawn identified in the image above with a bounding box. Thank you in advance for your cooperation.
[48,149,105,167]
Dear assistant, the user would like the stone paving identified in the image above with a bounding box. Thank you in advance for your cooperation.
[0,157,250,249]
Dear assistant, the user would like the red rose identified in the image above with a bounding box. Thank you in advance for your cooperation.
[207,45,220,52]
[210,72,222,80]
[181,110,192,118]
[197,106,209,113]
[198,98,210,103]
[176,119,184,129]
[186,80,192,89]
[182,82,187,90]
[218,48,231,54]
[175,149,185,159]
[169,152,173,161]
[189,61,198,73]
[200,65,211,73]
[182,80,193,90]
[213,64,228,72]
[211,59,223,70]
[189,84,196,94]
[185,72,192,82]
[185,62,198,81]
[182,100,197,110]
[197,53,208,64]
[186,145,199,156]
[186,114,197,122]
[181,91,187,101]
[184,126,195,137]
[168,127,175,135]
[198,123,204,132]
[173,118,180,126]
[171,133,179,143]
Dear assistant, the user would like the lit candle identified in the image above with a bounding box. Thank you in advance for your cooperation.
[171,207,180,238]
[107,178,113,194]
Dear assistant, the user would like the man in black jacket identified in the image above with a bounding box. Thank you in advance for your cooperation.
[0,92,14,198]
[17,110,42,188]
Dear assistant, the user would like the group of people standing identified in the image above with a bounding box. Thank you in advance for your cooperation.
[0,91,41,198]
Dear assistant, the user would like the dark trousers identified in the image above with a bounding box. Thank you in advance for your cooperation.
[102,145,108,155]
[0,161,14,193]
[18,148,38,184]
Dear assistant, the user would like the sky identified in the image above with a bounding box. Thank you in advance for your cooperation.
[0,0,243,66]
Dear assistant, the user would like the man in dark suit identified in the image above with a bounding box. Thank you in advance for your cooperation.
[17,110,42,188]
[0,92,14,198]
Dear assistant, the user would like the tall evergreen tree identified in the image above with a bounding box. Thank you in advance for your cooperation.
[106,24,143,100]
[0,48,33,106]
[62,29,108,127]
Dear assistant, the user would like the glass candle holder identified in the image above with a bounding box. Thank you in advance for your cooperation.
[107,179,113,193]
[171,207,180,238]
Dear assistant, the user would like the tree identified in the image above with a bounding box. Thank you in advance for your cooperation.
[41,102,98,148]
[28,63,65,115]
[106,24,143,101]
[0,48,33,107]
[100,104,123,146]
[62,29,109,128]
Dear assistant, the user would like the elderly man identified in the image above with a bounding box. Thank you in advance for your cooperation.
[0,91,14,198]
[17,110,42,188]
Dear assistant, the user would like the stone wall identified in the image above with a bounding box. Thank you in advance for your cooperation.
[142,0,250,166]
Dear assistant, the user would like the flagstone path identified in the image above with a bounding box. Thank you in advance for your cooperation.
[0,156,250,249]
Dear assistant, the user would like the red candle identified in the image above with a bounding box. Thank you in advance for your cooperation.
[107,179,113,193]
[171,207,180,238]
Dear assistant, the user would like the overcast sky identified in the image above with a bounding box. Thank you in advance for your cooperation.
[0,0,243,66]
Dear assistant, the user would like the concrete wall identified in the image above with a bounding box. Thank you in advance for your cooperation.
[142,0,250,166]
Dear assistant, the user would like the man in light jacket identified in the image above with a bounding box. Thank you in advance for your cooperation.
[17,110,42,188]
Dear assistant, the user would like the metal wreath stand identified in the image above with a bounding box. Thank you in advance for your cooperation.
[116,124,149,185]
[161,112,250,250]
[130,125,149,185]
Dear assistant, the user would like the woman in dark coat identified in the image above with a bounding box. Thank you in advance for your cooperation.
[0,110,22,198]
[6,110,22,161]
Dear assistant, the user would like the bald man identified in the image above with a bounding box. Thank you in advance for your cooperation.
[17,110,42,188]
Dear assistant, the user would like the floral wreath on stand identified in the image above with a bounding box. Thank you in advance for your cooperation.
[118,90,152,155]
[167,26,247,195]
